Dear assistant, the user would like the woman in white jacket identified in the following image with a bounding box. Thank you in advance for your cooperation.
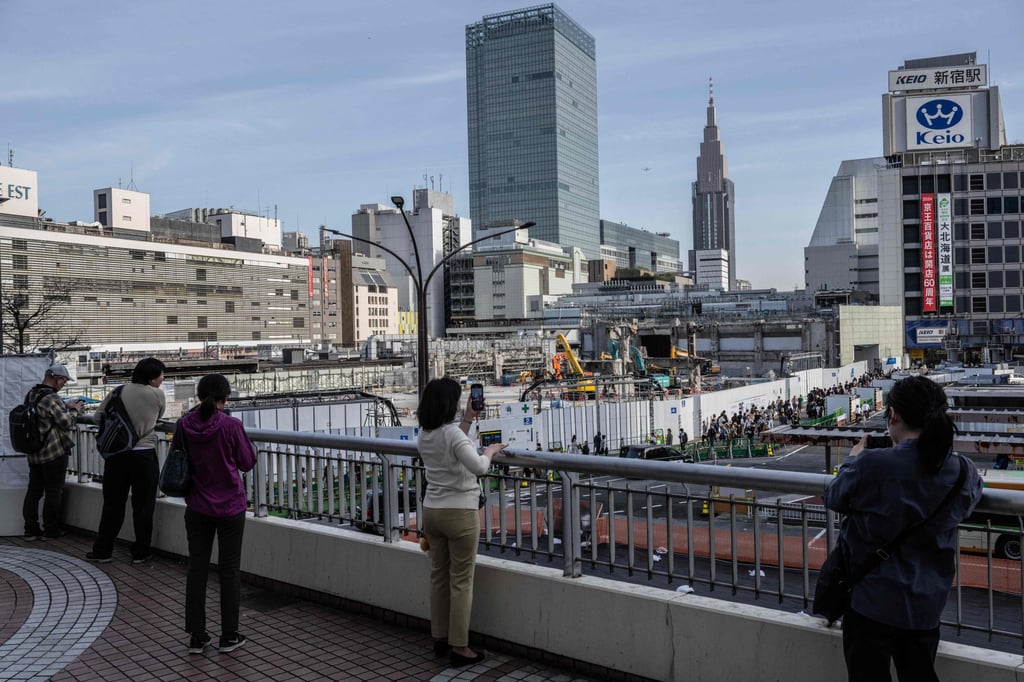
[418,378,506,667]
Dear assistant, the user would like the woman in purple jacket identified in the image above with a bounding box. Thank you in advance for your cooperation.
[181,374,256,655]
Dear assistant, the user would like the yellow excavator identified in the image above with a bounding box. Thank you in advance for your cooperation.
[555,333,596,396]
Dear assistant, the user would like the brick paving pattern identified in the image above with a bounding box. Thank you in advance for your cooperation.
[0,533,596,682]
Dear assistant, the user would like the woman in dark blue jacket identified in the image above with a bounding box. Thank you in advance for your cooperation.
[825,375,982,681]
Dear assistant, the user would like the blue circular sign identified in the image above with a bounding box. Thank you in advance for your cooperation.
[915,99,963,130]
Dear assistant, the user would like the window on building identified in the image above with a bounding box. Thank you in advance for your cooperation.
[11,255,27,269]
[196,269,207,281]
[252,332,261,340]
[1004,172,1019,190]
[988,223,1003,239]
[904,249,921,267]
[955,271,969,289]
[97,194,107,209]
[12,275,28,289]
[1007,221,1021,238]
[904,200,920,220]
[167,316,178,324]
[988,197,1004,215]
[1007,295,1021,313]
[122,215,132,222]
[920,175,935,194]
[1005,196,1020,214]
[970,198,985,215]
[293,317,305,328]
[903,225,920,244]
[291,290,299,301]
[971,272,987,288]
[225,301,235,313]
[954,222,968,240]
[972,296,987,313]
[197,316,208,329]
[989,295,1004,313]
[904,298,921,316]
[1007,271,1021,288]
[969,174,984,191]
[989,272,1003,288]
[121,197,132,204]
[970,247,986,264]
[98,211,108,225]
[986,173,1002,190]
[954,174,967,192]
[970,224,986,240]
[988,246,1003,263]
[937,174,951,193]
[1005,245,1020,263]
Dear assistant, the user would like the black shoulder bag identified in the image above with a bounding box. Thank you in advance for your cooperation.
[158,422,192,497]
[813,454,967,626]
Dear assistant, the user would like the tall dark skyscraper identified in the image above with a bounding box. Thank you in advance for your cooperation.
[690,79,736,290]
[466,4,600,259]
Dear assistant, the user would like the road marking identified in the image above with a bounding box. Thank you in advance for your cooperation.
[772,445,808,462]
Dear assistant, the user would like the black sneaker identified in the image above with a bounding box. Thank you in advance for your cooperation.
[86,552,113,564]
[188,632,212,654]
[23,531,43,541]
[218,632,246,653]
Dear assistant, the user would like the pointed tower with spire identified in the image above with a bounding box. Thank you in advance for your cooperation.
[689,77,737,290]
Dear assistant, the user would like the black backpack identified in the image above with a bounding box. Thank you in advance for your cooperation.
[9,387,55,455]
[96,385,140,459]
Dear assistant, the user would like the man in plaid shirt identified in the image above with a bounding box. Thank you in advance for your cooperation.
[22,365,84,540]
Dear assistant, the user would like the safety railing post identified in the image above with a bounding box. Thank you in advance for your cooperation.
[379,453,401,543]
[560,470,581,577]
[253,445,268,518]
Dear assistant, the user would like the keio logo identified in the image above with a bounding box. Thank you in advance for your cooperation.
[915,99,963,130]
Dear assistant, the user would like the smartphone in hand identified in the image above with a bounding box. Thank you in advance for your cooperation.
[470,383,485,411]
[866,434,893,448]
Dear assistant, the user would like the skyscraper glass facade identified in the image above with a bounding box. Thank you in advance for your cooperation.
[466,4,600,259]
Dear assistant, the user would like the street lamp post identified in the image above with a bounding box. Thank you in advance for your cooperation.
[323,209,534,396]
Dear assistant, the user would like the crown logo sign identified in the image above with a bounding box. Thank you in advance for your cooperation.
[922,103,958,126]
[916,99,964,130]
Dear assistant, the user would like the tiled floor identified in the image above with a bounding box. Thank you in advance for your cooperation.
[0,533,594,681]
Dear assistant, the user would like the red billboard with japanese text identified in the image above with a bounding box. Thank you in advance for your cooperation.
[921,194,936,313]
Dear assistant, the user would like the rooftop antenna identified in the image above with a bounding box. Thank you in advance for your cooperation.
[709,76,714,105]
[423,173,429,189]
[7,146,13,167]
[439,173,443,192]
[127,162,139,191]
[430,175,435,190]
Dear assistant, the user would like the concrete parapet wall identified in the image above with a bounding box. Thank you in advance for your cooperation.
[62,483,1023,681]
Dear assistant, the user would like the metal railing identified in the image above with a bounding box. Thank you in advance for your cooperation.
[68,421,1024,649]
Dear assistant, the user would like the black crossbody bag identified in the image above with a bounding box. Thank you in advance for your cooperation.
[813,454,967,626]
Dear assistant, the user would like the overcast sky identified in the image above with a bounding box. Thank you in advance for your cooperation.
[6,0,1022,290]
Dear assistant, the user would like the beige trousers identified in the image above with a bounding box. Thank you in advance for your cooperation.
[422,507,480,647]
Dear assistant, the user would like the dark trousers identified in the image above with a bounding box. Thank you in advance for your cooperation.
[23,454,68,535]
[185,508,246,636]
[92,449,159,559]
[842,608,940,682]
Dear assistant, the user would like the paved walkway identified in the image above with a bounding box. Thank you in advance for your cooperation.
[0,533,595,682]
